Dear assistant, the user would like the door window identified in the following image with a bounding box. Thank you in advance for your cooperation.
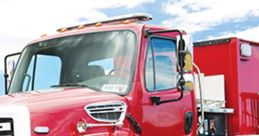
[145,37,177,91]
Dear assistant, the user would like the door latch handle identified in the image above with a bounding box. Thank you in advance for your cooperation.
[185,111,193,134]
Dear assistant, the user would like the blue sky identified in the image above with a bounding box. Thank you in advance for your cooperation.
[1,0,259,94]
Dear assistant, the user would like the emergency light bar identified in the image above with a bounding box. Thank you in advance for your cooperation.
[57,13,152,32]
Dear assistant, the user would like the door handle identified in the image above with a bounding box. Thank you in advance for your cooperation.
[185,111,193,134]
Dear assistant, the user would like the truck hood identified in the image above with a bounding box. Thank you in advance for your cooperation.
[0,87,125,113]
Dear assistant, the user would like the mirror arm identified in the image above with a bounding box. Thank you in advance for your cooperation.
[4,52,21,94]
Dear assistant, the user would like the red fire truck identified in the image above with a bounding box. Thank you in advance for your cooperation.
[0,13,258,136]
[194,38,259,135]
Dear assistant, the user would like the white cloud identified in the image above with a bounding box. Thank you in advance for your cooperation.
[0,0,154,36]
[0,0,154,71]
[0,35,27,71]
[161,0,259,34]
[206,25,259,42]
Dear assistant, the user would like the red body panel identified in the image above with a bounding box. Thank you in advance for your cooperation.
[1,88,131,135]
[194,38,259,135]
[138,28,197,136]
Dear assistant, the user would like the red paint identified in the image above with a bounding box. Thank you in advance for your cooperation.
[0,23,197,135]
[194,37,259,135]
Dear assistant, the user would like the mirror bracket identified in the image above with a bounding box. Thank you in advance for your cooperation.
[150,96,161,105]
[4,52,21,94]
[4,73,8,78]
[150,76,185,105]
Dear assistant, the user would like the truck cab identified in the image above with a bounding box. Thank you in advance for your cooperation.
[1,14,196,136]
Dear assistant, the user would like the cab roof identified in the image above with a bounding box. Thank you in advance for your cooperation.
[28,13,176,45]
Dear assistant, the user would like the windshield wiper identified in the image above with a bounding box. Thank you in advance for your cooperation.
[51,83,88,88]
[51,83,102,92]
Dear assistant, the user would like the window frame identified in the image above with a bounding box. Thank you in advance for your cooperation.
[144,35,178,92]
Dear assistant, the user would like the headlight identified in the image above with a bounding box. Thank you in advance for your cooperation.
[77,118,88,133]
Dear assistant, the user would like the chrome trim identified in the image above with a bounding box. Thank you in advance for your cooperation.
[84,101,127,127]
[34,126,50,134]
[0,122,11,131]
[86,122,123,128]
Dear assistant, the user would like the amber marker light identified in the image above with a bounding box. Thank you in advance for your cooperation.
[122,19,133,24]
[58,28,68,33]
[95,22,102,27]
[40,34,47,38]
[77,24,85,29]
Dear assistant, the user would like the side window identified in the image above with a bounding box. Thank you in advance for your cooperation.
[22,55,61,91]
[145,37,177,91]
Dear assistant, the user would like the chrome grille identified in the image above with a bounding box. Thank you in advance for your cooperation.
[0,118,14,136]
[85,101,127,123]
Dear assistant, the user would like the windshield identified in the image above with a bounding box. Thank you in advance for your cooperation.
[9,30,137,95]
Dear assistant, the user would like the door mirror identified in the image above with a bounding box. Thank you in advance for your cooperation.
[184,51,193,72]
[183,51,194,91]
[7,60,16,81]
[177,34,194,85]
[177,34,193,72]
[176,35,186,91]
[183,35,193,72]
[4,52,21,94]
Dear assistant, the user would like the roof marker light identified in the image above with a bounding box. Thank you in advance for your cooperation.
[122,19,132,24]
[56,13,152,32]
[95,22,102,27]
[58,28,68,33]
[77,24,85,29]
[40,34,47,38]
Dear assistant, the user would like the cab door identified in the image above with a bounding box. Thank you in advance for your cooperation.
[141,35,195,136]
